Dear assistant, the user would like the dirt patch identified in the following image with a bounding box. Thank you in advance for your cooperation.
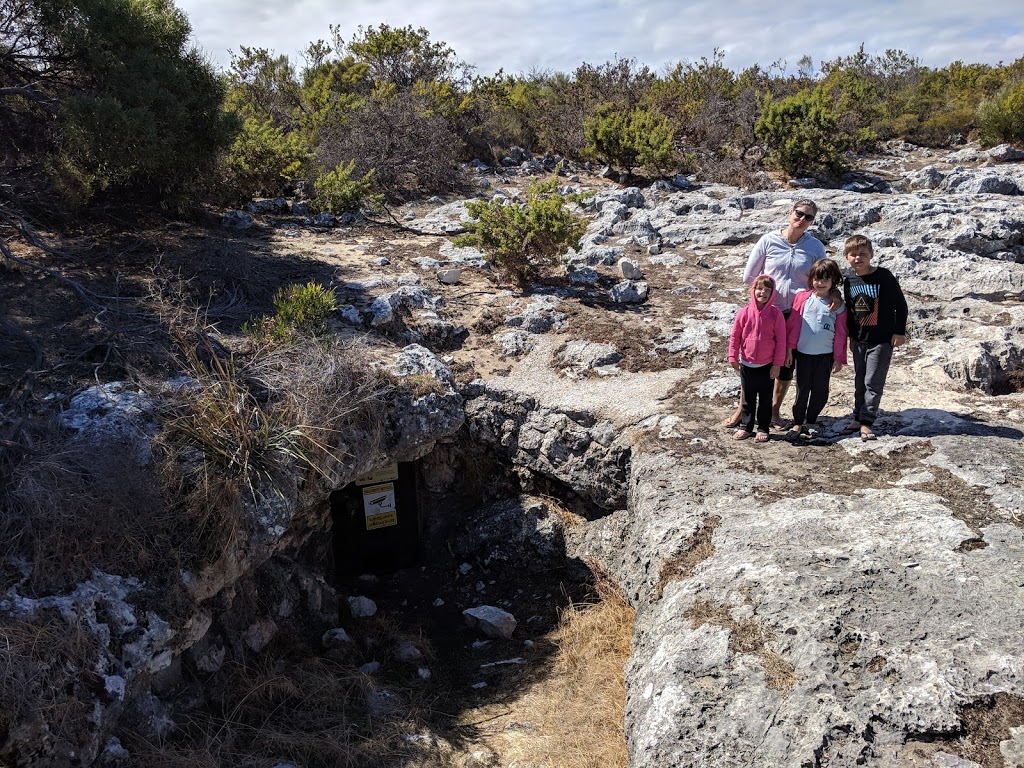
[655,515,721,599]
[684,599,796,691]
[898,693,1024,768]
[914,465,1009,534]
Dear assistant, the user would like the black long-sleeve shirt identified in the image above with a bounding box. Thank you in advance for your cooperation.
[843,266,908,345]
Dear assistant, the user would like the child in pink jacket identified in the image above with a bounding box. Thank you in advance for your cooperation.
[728,275,787,442]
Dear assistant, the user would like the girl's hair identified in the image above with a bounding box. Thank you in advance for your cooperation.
[792,198,819,215]
[807,258,843,288]
[753,275,775,291]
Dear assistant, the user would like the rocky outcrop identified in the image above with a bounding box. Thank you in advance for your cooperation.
[0,344,464,766]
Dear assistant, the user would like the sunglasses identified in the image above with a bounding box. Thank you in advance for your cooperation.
[793,209,815,221]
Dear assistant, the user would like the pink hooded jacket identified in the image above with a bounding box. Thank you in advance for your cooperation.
[728,276,787,367]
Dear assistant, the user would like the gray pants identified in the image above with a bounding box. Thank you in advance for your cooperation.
[851,341,892,426]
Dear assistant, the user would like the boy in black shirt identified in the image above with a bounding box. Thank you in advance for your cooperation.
[843,235,908,441]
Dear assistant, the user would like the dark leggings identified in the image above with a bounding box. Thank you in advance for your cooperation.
[740,364,773,433]
[792,351,834,426]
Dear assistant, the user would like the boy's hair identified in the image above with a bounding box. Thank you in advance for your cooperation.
[753,275,775,291]
[844,234,874,256]
[808,258,843,288]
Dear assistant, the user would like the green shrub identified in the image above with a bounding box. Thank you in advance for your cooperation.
[455,171,587,288]
[755,89,850,177]
[583,103,675,175]
[312,160,382,214]
[977,79,1024,146]
[38,0,236,205]
[244,282,338,341]
[226,116,309,198]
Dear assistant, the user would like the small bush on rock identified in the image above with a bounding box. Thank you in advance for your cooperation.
[455,171,587,288]
[244,282,338,341]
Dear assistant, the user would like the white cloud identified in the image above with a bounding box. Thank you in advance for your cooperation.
[177,0,1024,75]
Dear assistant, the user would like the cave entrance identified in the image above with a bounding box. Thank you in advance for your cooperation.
[330,461,421,577]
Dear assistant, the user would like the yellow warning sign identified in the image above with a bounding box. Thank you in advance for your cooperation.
[362,482,398,530]
[356,463,399,485]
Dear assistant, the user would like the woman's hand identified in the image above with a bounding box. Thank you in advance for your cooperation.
[769,365,780,379]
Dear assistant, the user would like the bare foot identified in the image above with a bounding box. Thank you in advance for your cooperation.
[721,412,742,429]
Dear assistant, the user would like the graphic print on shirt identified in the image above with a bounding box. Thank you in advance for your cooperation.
[849,281,880,327]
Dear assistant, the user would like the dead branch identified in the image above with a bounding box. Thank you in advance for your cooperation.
[0,208,141,309]
[0,85,58,113]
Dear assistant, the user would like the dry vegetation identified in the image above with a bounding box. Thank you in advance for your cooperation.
[461,577,634,768]
[0,326,398,601]
[0,614,104,752]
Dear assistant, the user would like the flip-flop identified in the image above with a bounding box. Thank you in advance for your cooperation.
[733,429,753,440]
[860,428,877,442]
[755,431,771,443]
[784,429,804,443]
[840,423,861,435]
[721,415,742,429]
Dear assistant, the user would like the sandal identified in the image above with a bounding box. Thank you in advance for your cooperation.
[860,427,877,442]
[733,429,753,440]
[840,422,862,435]
[785,428,804,443]
[755,431,770,443]
[721,414,742,429]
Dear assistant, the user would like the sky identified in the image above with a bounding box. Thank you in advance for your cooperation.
[175,0,1024,78]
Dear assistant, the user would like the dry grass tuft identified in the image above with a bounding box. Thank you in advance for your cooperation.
[0,434,176,594]
[472,576,634,768]
[156,327,398,568]
[0,613,102,753]
[685,598,796,691]
[655,516,720,599]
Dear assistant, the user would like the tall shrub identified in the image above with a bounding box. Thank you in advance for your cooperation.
[755,89,849,177]
[977,80,1024,146]
[584,103,675,176]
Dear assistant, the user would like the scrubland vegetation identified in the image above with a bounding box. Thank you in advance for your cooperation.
[2,2,1024,221]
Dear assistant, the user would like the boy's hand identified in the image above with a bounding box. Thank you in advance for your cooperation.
[832,361,844,374]
[769,365,780,380]
[892,334,906,347]
[730,361,740,371]
[828,289,843,312]
[785,350,794,368]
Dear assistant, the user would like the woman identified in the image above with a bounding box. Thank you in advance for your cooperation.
[723,199,827,430]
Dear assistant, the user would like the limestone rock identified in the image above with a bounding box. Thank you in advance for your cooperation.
[463,605,517,639]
